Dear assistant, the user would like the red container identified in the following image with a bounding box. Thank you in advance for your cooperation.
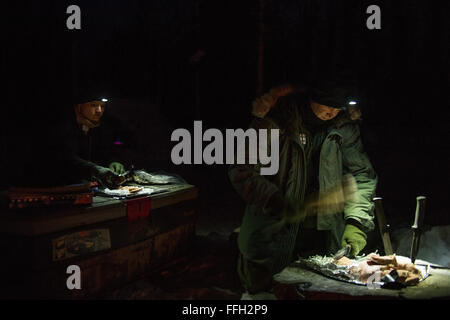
[125,196,152,221]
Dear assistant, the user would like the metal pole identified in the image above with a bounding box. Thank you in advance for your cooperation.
[257,0,264,96]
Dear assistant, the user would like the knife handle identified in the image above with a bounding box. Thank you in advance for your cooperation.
[412,196,426,229]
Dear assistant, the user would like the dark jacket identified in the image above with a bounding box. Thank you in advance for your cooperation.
[228,92,378,275]
[59,111,133,185]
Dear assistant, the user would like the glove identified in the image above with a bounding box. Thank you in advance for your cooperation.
[252,93,277,118]
[267,191,304,224]
[341,222,367,256]
[251,84,293,118]
[93,166,119,189]
[109,162,125,174]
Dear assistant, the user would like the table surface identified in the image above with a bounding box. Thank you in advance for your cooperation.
[0,184,197,236]
[274,262,450,299]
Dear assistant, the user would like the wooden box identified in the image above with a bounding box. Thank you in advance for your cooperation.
[0,184,198,299]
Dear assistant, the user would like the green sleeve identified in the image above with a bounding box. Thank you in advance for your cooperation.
[228,116,280,210]
[341,124,378,232]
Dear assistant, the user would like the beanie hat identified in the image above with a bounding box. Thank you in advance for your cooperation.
[310,80,358,109]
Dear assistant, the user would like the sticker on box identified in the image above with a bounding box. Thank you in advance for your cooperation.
[52,229,111,261]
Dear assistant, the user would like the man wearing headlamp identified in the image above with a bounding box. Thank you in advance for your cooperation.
[62,95,126,189]
[228,81,377,295]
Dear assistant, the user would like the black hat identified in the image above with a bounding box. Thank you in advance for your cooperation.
[310,80,358,109]
[77,96,109,105]
[72,78,110,105]
[76,89,110,105]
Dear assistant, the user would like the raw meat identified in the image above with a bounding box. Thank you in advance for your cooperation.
[348,253,423,286]
[295,253,428,288]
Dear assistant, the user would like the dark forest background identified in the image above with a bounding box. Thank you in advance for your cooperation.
[1,0,449,229]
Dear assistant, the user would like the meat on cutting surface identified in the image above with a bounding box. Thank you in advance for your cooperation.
[366,253,397,265]
[336,253,423,286]
[335,256,353,266]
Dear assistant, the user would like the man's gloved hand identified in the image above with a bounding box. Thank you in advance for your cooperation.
[94,166,119,189]
[109,162,125,174]
[251,84,293,118]
[341,222,367,256]
[267,191,303,224]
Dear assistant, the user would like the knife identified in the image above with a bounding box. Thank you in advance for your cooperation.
[117,165,136,186]
[373,197,394,255]
[333,244,352,260]
[410,196,426,264]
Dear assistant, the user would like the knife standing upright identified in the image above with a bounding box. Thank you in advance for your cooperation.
[373,197,393,256]
[410,196,426,264]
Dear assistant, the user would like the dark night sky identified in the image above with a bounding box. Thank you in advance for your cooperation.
[2,1,449,227]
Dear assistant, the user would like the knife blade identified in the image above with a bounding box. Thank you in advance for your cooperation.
[333,245,352,260]
[410,196,426,264]
[117,165,136,186]
[373,197,394,255]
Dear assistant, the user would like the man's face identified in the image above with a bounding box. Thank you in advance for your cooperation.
[79,100,106,122]
[310,101,341,121]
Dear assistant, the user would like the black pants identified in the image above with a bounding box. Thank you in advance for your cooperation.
[237,253,274,294]
[237,228,329,293]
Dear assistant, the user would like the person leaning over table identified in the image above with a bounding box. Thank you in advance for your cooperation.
[228,81,378,294]
[59,93,128,189]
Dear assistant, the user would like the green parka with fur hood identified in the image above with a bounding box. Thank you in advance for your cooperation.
[228,91,378,275]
